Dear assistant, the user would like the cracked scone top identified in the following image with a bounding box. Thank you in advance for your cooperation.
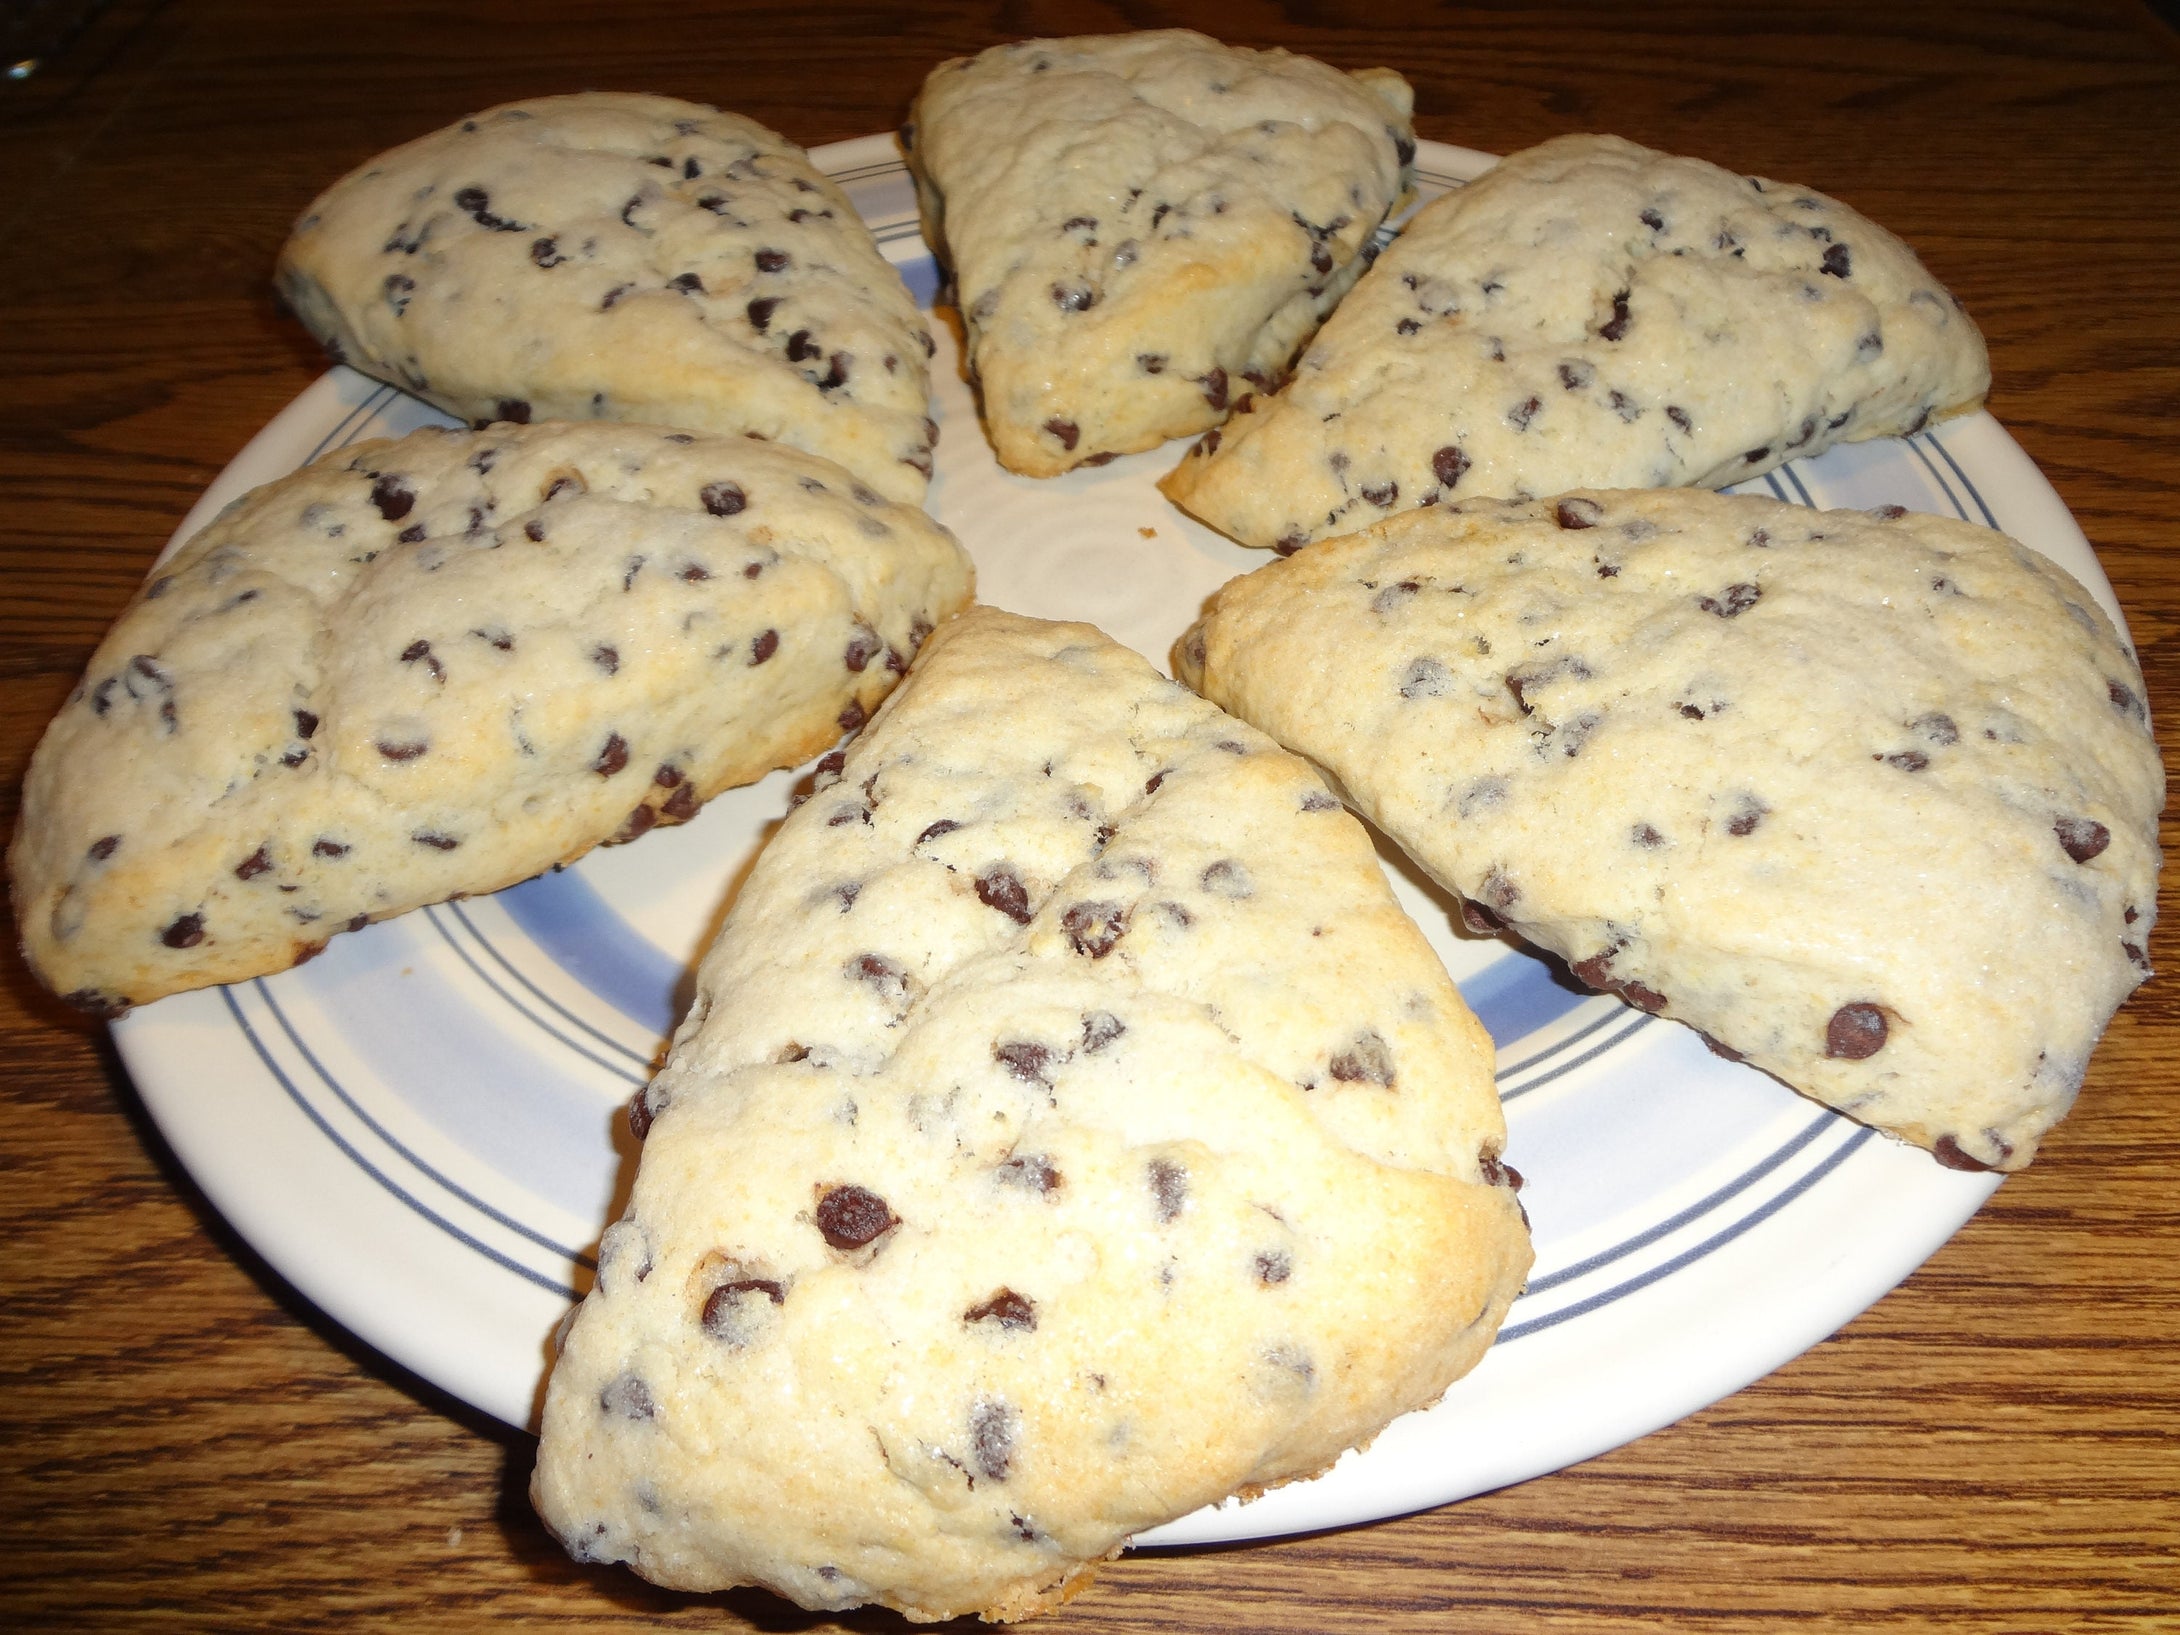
[1177,490,2161,1171]
[8,421,972,1013]
[1161,133,1990,549]
[277,94,939,502]
[906,30,1414,476]
[531,608,1530,1622]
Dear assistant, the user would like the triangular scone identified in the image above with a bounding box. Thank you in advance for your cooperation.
[533,608,1529,1622]
[9,422,972,1015]
[1161,134,1990,550]
[906,31,1414,476]
[277,94,938,503]
[1178,491,2161,1171]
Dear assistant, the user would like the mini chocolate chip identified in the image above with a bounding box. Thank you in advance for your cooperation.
[162,913,205,949]
[1200,367,1228,411]
[970,1397,1017,1482]
[1138,352,1166,374]
[701,481,747,516]
[235,846,273,880]
[1042,417,1080,451]
[595,733,629,777]
[382,272,415,314]
[1640,207,1665,230]
[977,866,1033,924]
[1666,405,1693,433]
[966,1289,1037,1331]
[815,1184,897,1249]
[2108,679,2142,718]
[1697,583,1761,617]
[1300,791,1340,812]
[312,839,348,858]
[1558,360,1593,391]
[1556,497,1605,530]
[1821,242,1852,278]
[838,698,867,733]
[396,523,426,544]
[1744,446,1772,463]
[1400,656,1450,699]
[755,248,789,272]
[662,781,698,821]
[1081,1011,1125,1052]
[1881,750,1930,772]
[495,398,531,424]
[599,1372,656,1421]
[293,708,319,740]
[1328,1030,1394,1086]
[87,834,121,862]
[1062,901,1127,958]
[1361,479,1399,507]
[368,475,415,521]
[1149,1158,1188,1222]
[1051,282,1096,312]
[1932,1134,1997,1172]
[844,626,882,672]
[1912,711,1960,745]
[701,1278,786,1339]
[591,644,619,675]
[784,328,819,363]
[750,629,779,665]
[1826,1002,1889,1059]
[1727,798,1768,836]
[2055,817,2111,863]
[916,818,961,845]
[376,737,427,761]
[993,1040,1053,1086]
[412,831,459,850]
[530,237,563,268]
[1598,289,1632,341]
[1632,823,1666,848]
[667,272,703,295]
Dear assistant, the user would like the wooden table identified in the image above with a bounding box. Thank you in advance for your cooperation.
[4,2,2177,1628]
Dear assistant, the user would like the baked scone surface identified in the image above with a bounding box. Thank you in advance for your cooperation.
[10,420,972,1014]
[907,30,1413,475]
[1178,489,2160,1171]
[1161,133,1991,548]
[532,608,1530,1621]
[277,93,938,502]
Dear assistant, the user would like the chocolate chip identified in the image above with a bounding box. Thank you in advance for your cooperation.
[1598,289,1633,341]
[785,328,818,363]
[1062,901,1127,957]
[1200,367,1228,412]
[376,737,427,761]
[87,834,120,862]
[382,272,415,315]
[1697,582,1761,617]
[700,481,746,517]
[1081,1011,1125,1052]
[814,1183,896,1250]
[1821,242,1852,278]
[838,698,867,734]
[749,629,779,665]
[1826,1002,1889,1059]
[162,913,205,949]
[1555,497,1604,530]
[701,1277,786,1341]
[412,831,459,850]
[1744,446,1772,464]
[1727,798,1768,836]
[1666,405,1693,433]
[1042,417,1080,451]
[994,1040,1054,1086]
[1148,1158,1188,1222]
[1632,823,1666,849]
[1558,360,1594,391]
[234,846,272,880]
[1640,207,1665,230]
[1051,282,1096,312]
[1881,750,1930,772]
[666,272,704,295]
[1932,1134,1999,1172]
[662,780,698,821]
[916,818,961,845]
[530,236,563,268]
[293,708,319,739]
[615,804,658,843]
[2055,817,2111,863]
[970,1398,1017,1482]
[998,1154,1062,1194]
[977,866,1033,924]
[754,248,789,272]
[1300,791,1340,813]
[492,398,531,425]
[847,951,911,1007]
[1360,479,1399,508]
[2108,679,2143,719]
[1400,656,1451,699]
[594,733,629,777]
[596,1372,658,1424]
[1328,1030,1394,1086]
[311,839,348,858]
[966,1289,1037,1331]
[844,625,882,672]
[1912,712,1959,745]
[368,475,415,522]
[453,186,523,232]
[1138,352,1166,374]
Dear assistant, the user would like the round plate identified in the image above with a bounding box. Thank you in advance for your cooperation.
[114,136,2116,1547]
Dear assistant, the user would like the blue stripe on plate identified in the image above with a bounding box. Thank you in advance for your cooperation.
[495,869,687,1037]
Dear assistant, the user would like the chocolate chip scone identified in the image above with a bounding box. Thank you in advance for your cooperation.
[1177,490,2161,1171]
[277,94,938,503]
[9,421,973,1015]
[532,608,1530,1621]
[906,30,1413,476]
[1161,134,1990,550]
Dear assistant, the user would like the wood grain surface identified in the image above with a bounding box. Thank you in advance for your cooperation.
[3,2,2177,1628]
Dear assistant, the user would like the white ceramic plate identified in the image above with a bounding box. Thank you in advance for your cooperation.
[114,136,2120,1547]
